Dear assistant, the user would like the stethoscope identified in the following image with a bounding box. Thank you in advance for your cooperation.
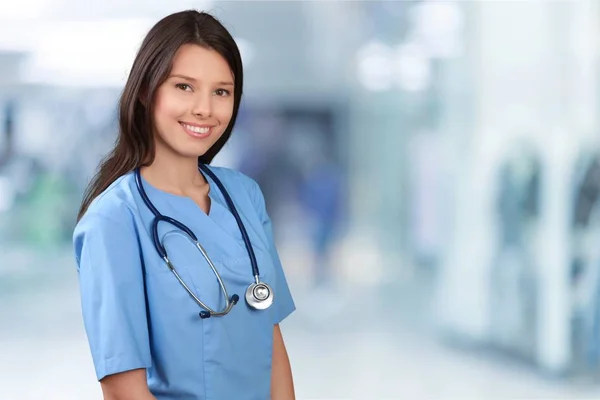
[134,164,274,319]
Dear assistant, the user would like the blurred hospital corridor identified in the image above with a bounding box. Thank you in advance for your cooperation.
[1,245,599,399]
[4,0,600,398]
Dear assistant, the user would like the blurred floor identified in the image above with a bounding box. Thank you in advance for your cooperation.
[1,246,599,399]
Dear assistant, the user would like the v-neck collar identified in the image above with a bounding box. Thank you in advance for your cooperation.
[138,168,216,218]
[137,168,247,254]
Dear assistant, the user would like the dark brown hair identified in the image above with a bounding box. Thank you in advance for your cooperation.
[77,10,243,221]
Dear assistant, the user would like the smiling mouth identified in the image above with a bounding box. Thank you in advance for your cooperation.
[180,122,212,138]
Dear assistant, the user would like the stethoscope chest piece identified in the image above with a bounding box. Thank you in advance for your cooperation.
[135,165,276,318]
[245,281,274,310]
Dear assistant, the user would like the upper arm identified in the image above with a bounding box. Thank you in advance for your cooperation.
[240,174,296,324]
[73,212,152,382]
[100,368,155,400]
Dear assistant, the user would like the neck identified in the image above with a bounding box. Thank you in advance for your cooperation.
[141,150,207,196]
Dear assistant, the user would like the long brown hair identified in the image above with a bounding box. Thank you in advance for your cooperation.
[77,10,244,221]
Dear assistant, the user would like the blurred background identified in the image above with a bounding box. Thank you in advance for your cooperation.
[3,0,600,398]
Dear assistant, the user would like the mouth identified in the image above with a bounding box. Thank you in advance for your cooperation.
[180,122,213,138]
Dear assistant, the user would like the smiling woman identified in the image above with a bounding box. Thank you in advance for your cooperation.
[152,45,235,159]
[72,10,296,400]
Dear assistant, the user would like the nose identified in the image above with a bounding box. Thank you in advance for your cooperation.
[191,91,212,118]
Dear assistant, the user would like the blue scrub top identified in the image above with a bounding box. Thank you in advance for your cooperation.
[73,166,296,400]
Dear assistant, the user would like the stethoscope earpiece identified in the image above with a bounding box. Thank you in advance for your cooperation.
[199,294,240,319]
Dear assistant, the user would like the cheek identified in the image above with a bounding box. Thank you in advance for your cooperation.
[154,92,185,125]
[215,101,234,128]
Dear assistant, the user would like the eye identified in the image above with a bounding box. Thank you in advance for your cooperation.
[175,83,193,92]
[214,88,231,97]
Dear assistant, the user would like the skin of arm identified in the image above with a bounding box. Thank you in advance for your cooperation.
[99,327,293,400]
[271,324,295,399]
[100,369,157,400]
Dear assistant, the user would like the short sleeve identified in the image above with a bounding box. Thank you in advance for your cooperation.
[242,176,296,324]
[73,212,151,381]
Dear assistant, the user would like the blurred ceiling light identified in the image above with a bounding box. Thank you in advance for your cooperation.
[0,0,214,21]
[356,40,431,93]
[410,1,464,59]
[356,40,394,92]
[394,42,431,92]
[23,18,154,87]
[412,1,463,35]
[0,0,51,20]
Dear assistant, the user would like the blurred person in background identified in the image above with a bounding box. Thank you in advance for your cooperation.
[299,151,344,289]
[72,10,295,400]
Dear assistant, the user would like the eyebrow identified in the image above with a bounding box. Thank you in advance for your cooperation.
[169,74,234,86]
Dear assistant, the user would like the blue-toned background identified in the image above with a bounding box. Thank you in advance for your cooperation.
[2,1,600,398]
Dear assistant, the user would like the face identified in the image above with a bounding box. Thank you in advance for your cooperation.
[152,44,235,161]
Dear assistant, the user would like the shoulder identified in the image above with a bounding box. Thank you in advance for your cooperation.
[74,172,139,239]
[206,165,264,204]
[206,165,258,189]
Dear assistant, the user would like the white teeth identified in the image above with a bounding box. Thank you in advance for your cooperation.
[183,124,210,134]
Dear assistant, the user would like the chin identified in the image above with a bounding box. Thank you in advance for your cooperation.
[176,144,214,159]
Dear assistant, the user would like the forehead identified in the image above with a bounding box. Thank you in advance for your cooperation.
[170,44,233,81]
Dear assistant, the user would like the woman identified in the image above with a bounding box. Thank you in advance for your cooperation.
[73,10,296,400]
